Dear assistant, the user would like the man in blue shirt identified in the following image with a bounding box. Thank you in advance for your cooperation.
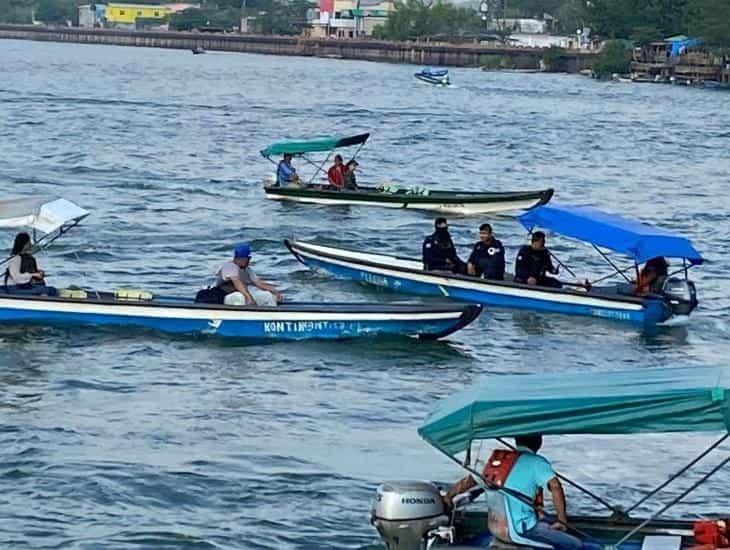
[444,435,581,550]
[277,153,300,186]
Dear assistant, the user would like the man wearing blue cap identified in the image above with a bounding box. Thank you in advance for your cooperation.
[215,243,283,306]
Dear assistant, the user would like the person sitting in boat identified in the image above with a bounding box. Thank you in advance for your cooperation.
[277,153,301,187]
[327,154,346,189]
[343,159,359,190]
[216,243,283,306]
[422,218,466,275]
[3,232,56,296]
[514,232,562,288]
[467,223,505,281]
[633,256,668,295]
[443,434,581,550]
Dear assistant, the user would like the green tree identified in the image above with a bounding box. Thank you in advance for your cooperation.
[377,0,482,41]
[34,0,74,23]
[0,0,34,23]
[592,38,631,76]
[169,7,207,30]
[688,0,730,49]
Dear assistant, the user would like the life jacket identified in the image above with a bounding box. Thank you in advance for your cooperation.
[482,449,544,509]
[693,519,730,548]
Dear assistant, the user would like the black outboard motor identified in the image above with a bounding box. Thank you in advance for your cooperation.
[661,276,698,316]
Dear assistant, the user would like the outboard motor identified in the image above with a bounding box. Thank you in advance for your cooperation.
[661,276,698,316]
[371,481,449,550]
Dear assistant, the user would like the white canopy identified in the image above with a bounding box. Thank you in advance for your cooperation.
[0,197,89,234]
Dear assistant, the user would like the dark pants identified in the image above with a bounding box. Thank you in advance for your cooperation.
[3,284,57,296]
[538,276,562,288]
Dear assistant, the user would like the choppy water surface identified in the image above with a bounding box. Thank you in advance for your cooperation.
[1,39,729,548]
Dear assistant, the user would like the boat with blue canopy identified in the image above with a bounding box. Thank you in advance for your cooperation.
[284,204,703,327]
[371,365,730,549]
[0,197,481,341]
[261,133,553,215]
[415,67,451,86]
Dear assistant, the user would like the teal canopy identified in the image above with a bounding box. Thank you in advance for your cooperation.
[260,133,370,157]
[418,366,730,457]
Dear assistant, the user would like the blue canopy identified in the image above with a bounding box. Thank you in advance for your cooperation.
[419,366,730,457]
[518,204,703,265]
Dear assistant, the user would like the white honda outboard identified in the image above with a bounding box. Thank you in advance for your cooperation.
[371,481,450,549]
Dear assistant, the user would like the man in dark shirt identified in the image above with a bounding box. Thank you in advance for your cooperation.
[467,223,505,280]
[422,218,466,274]
[514,231,562,288]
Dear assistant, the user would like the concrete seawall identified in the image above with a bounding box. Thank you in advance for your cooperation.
[0,24,596,71]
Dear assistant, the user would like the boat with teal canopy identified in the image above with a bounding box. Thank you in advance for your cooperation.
[260,133,553,216]
[369,366,730,550]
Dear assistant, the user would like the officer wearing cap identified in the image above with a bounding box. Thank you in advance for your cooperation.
[467,223,505,281]
[215,243,283,306]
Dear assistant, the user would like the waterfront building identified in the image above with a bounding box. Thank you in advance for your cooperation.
[104,3,171,28]
[310,0,394,38]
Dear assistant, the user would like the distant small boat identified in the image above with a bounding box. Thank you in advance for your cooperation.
[415,67,450,86]
[191,46,206,55]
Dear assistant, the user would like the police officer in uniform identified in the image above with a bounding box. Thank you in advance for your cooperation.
[422,218,466,274]
[514,231,562,288]
[467,223,505,281]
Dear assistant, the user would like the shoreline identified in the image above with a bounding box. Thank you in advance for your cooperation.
[0,24,596,72]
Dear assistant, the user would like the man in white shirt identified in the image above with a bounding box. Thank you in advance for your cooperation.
[217,243,283,306]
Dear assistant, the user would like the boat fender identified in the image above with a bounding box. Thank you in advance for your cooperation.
[483,450,544,509]
[59,288,88,299]
[693,519,730,548]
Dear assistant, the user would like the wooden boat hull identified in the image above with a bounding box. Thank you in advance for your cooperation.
[264,186,553,215]
[285,239,681,327]
[0,292,481,340]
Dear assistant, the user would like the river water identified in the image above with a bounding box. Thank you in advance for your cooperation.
[1,39,729,549]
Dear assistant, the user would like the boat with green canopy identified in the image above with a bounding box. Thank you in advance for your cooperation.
[260,133,554,216]
[371,365,730,549]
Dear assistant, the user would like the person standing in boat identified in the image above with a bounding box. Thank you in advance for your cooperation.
[327,154,346,189]
[443,435,581,550]
[422,218,466,274]
[343,159,359,190]
[3,232,56,296]
[514,231,562,288]
[216,243,283,306]
[277,153,301,187]
[467,223,505,280]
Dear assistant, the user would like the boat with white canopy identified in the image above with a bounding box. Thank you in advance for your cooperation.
[0,197,481,341]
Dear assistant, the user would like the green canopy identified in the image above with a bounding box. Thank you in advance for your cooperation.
[418,366,730,457]
[260,133,370,157]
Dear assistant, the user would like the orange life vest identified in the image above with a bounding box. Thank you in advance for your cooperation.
[482,449,544,509]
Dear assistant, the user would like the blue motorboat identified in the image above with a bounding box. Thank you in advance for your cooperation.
[0,292,481,340]
[0,196,481,341]
[415,67,451,86]
[285,204,703,327]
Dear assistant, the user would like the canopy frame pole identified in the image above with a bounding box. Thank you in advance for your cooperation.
[496,437,621,515]
[525,229,577,279]
[614,455,730,547]
[589,264,636,285]
[0,220,83,268]
[624,433,729,515]
[305,152,332,185]
[592,244,632,284]
[433,442,591,539]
